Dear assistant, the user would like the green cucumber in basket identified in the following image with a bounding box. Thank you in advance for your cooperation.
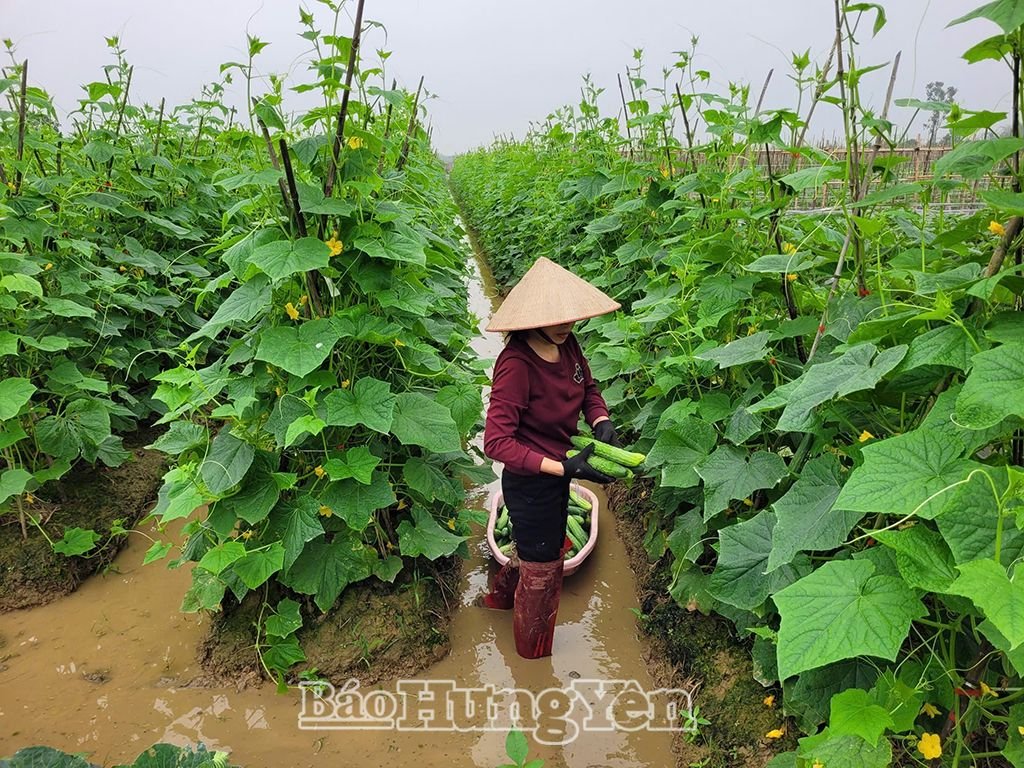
[570,435,646,468]
[569,488,593,511]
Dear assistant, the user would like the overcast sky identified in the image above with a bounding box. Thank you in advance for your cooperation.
[1,1,1010,155]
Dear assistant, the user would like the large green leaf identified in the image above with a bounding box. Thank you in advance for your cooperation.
[189,274,272,340]
[397,505,464,559]
[0,378,35,421]
[897,324,974,372]
[946,558,1024,649]
[322,446,381,485]
[954,342,1024,429]
[834,428,976,520]
[751,344,907,432]
[0,467,33,505]
[0,746,93,768]
[828,688,894,746]
[247,237,331,280]
[767,455,857,571]
[646,416,717,489]
[320,377,395,433]
[933,137,1024,180]
[403,457,463,506]
[436,383,483,435]
[949,0,1024,34]
[708,511,807,610]
[695,445,788,519]
[148,422,208,456]
[774,559,925,680]
[267,495,325,572]
[319,472,396,531]
[255,318,342,377]
[35,399,111,460]
[200,431,254,495]
[796,729,892,768]
[231,542,286,589]
[282,531,375,612]
[352,222,427,265]
[180,568,227,612]
[213,451,281,525]
[197,540,247,575]
[936,467,1024,565]
[695,332,771,369]
[743,253,817,273]
[874,524,957,592]
[390,392,462,453]
[52,527,100,557]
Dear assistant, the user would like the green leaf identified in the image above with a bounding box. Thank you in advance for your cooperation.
[213,452,281,525]
[946,559,1024,649]
[0,746,93,768]
[695,331,771,369]
[353,222,427,265]
[949,0,1024,34]
[897,324,974,372]
[0,273,43,297]
[828,688,894,745]
[506,730,529,764]
[0,467,32,505]
[695,446,788,520]
[262,635,306,672]
[148,422,208,456]
[779,164,844,192]
[320,472,396,531]
[962,33,1015,63]
[797,729,892,768]
[142,540,173,565]
[374,554,404,583]
[264,597,303,637]
[255,318,342,377]
[751,344,907,432]
[955,342,1024,429]
[282,531,374,612]
[403,457,462,506]
[52,527,100,557]
[322,446,381,485]
[197,540,248,575]
[743,253,818,273]
[936,467,1024,565]
[231,542,285,588]
[153,468,205,523]
[436,383,482,435]
[933,137,1024,180]
[320,376,395,433]
[267,496,325,573]
[845,2,886,35]
[180,567,226,612]
[834,429,976,520]
[0,377,36,420]
[775,559,925,679]
[874,524,957,592]
[247,237,330,280]
[768,455,857,571]
[200,431,254,495]
[646,416,717,489]
[397,505,464,559]
[708,511,806,610]
[284,414,326,447]
[390,392,462,453]
[189,274,272,340]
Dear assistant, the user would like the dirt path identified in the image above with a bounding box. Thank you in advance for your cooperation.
[0,234,679,768]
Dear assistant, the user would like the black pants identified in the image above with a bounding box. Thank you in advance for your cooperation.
[501,471,571,563]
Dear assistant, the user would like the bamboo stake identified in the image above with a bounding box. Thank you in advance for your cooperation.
[396,75,424,172]
[323,0,368,199]
[189,114,206,157]
[618,73,634,158]
[253,97,294,222]
[149,97,165,178]
[376,77,397,175]
[15,59,27,193]
[106,65,133,180]
[279,138,325,317]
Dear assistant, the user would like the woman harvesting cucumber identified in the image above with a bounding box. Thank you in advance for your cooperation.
[480,256,623,659]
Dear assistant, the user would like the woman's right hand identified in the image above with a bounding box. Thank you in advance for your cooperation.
[561,443,615,484]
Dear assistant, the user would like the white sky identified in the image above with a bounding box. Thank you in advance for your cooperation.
[0,1,1010,155]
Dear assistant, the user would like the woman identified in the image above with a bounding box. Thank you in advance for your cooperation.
[480,256,622,659]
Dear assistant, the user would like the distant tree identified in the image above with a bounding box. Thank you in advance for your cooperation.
[924,81,957,146]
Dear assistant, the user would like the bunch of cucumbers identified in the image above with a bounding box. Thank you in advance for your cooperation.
[493,487,596,560]
[566,434,647,480]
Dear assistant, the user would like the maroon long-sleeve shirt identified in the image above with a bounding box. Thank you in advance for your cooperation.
[483,333,610,476]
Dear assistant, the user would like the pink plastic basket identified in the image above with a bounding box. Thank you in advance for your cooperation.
[485,483,599,576]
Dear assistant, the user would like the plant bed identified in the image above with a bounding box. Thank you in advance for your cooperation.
[193,555,461,689]
[608,480,792,768]
[0,428,167,613]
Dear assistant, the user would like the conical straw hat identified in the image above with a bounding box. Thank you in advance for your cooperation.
[486,257,621,332]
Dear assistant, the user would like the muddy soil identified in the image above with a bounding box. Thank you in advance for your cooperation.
[608,480,795,767]
[197,555,460,689]
[0,428,167,613]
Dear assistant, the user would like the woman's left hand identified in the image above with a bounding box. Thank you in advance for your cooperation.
[593,419,622,448]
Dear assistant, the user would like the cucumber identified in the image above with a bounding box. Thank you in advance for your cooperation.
[497,508,509,530]
[567,449,634,480]
[570,435,646,468]
[566,515,588,549]
[567,503,587,517]
[499,543,514,555]
[569,488,593,511]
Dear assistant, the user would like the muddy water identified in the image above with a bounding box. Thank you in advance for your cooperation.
[0,233,676,768]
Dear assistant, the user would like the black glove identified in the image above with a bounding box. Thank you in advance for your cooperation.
[593,419,622,448]
[562,443,615,484]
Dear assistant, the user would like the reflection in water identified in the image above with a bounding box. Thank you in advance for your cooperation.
[0,223,676,768]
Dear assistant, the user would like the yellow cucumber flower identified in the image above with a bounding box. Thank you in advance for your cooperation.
[786,273,798,282]
[859,430,874,443]
[765,726,785,739]
[989,220,1006,237]
[918,732,942,760]
[920,702,940,717]
[347,136,364,150]
[319,505,333,518]
[326,236,343,257]
[763,694,775,707]
[782,242,797,255]
[314,465,325,479]
[284,302,299,321]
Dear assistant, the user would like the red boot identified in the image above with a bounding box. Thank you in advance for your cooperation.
[513,558,565,659]
[481,561,519,609]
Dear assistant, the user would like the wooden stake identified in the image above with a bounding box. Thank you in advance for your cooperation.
[618,73,634,158]
[254,97,294,223]
[396,75,424,172]
[15,59,27,193]
[323,0,368,199]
